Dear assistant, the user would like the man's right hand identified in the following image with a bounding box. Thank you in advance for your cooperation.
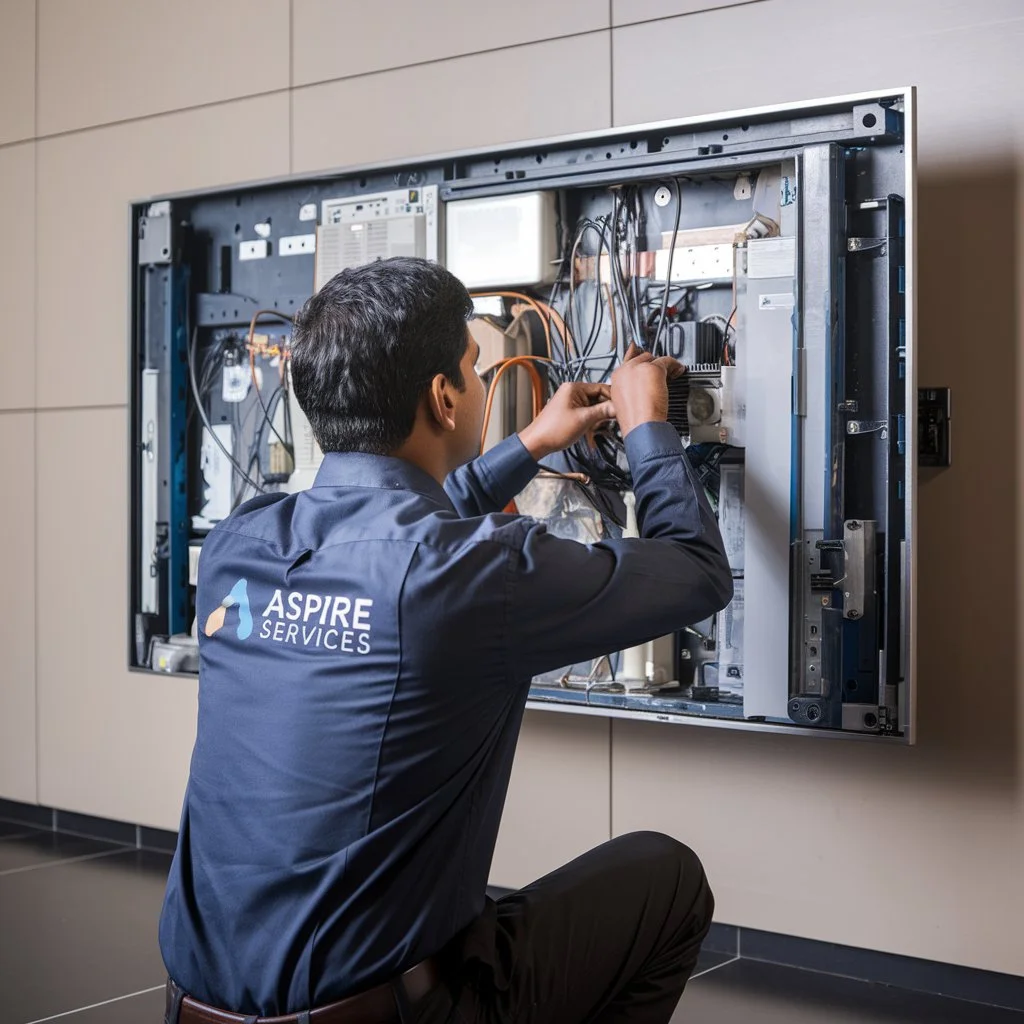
[611,344,686,438]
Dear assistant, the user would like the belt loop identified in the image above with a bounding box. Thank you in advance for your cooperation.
[296,1014,311,1024]
[392,980,415,1024]
[242,1017,258,1024]
[164,980,185,1024]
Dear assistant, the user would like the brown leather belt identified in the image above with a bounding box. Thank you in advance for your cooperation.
[170,956,442,1024]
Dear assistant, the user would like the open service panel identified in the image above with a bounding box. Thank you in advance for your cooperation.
[128,89,918,741]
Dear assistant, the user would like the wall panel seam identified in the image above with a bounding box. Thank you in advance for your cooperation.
[28,86,292,146]
[33,0,39,139]
[36,404,129,415]
[290,26,611,96]
[612,0,769,32]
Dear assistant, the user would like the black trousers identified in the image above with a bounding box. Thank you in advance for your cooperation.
[415,832,714,1024]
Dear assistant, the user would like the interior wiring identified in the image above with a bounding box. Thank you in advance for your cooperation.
[652,179,682,356]
[470,291,556,359]
[245,309,294,450]
[478,355,549,452]
[187,326,264,495]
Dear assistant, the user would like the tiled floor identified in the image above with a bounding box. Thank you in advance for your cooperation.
[0,816,1020,1024]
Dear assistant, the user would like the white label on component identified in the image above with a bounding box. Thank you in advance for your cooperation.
[222,365,250,403]
[280,233,317,256]
[239,239,269,261]
[758,293,795,310]
[472,296,504,318]
[299,203,318,222]
[747,236,796,279]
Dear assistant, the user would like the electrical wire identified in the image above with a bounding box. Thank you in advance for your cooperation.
[187,326,264,495]
[652,179,682,356]
[245,309,294,450]
[479,355,548,452]
[470,291,555,359]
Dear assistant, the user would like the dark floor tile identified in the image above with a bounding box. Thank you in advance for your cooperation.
[670,959,1024,1024]
[0,848,172,1023]
[0,798,52,829]
[0,829,125,873]
[691,949,735,978]
[37,984,166,1024]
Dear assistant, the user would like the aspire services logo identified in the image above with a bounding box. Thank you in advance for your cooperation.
[204,578,253,639]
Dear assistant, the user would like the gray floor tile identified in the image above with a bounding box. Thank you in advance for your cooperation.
[0,830,126,874]
[0,849,171,1024]
[24,985,166,1024]
[691,949,736,978]
[674,959,1024,1023]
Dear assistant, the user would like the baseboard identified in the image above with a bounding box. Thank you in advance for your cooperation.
[5,803,1021,1011]
[0,797,178,854]
[736,927,1024,1012]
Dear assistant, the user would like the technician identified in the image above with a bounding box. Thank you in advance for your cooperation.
[160,257,734,1024]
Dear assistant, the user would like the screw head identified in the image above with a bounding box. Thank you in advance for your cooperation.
[848,610,861,620]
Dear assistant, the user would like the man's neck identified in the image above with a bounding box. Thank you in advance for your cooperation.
[389,436,453,487]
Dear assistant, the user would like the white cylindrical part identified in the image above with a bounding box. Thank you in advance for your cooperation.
[620,491,647,682]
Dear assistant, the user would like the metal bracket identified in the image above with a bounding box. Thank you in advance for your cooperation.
[842,520,876,621]
[196,292,306,327]
[847,419,887,437]
[847,237,887,255]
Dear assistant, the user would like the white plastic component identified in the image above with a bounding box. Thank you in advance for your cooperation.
[747,236,796,279]
[254,222,272,239]
[719,364,746,446]
[654,243,734,283]
[445,191,558,289]
[239,239,269,261]
[140,369,159,614]
[280,233,316,256]
[188,544,202,587]
[282,365,324,492]
[192,424,234,530]
[316,186,441,291]
[221,364,250,403]
[299,203,318,222]
[620,493,649,684]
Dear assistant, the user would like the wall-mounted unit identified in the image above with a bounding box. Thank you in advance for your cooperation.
[129,88,918,741]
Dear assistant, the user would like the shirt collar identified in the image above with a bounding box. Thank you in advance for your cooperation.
[312,451,454,511]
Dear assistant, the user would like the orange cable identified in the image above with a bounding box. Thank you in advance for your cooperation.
[479,356,547,452]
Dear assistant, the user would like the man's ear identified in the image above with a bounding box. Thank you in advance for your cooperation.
[426,373,457,433]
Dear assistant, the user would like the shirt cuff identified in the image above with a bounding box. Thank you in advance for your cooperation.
[623,421,685,467]
[479,433,541,498]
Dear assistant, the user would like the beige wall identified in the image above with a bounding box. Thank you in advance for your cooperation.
[0,0,1021,977]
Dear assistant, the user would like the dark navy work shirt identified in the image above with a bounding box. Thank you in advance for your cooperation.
[159,421,732,1015]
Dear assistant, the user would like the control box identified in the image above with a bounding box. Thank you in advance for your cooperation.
[129,89,919,741]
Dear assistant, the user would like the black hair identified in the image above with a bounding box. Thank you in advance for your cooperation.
[290,257,473,455]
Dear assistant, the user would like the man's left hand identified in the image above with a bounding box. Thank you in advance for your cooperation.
[518,382,615,461]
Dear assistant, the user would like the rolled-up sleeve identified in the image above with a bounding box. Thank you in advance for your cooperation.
[507,422,734,679]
